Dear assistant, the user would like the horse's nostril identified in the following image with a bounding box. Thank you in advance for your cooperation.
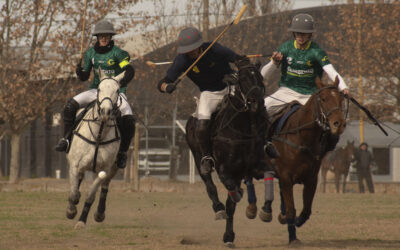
[334,121,340,127]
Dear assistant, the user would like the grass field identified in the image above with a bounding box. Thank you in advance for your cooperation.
[0,178,400,249]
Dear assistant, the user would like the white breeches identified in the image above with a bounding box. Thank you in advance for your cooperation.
[73,89,133,116]
[195,87,229,120]
[264,87,311,117]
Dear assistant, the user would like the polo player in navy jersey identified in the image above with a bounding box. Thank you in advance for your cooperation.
[157,27,278,175]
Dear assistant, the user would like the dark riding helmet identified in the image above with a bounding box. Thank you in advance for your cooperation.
[177,27,203,54]
[360,142,368,148]
[288,13,315,33]
[93,20,116,36]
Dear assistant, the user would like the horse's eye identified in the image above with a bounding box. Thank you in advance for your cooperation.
[321,98,326,102]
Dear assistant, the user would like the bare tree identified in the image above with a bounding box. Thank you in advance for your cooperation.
[202,0,210,40]
[0,0,140,183]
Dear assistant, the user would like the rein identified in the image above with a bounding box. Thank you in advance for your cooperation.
[277,86,341,135]
[273,86,343,158]
[73,79,121,172]
[213,65,266,144]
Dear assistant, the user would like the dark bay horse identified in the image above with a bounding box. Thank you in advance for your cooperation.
[186,58,268,247]
[268,76,345,244]
[320,140,356,193]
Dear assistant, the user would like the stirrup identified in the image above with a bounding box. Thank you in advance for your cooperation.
[200,155,215,175]
[55,138,69,152]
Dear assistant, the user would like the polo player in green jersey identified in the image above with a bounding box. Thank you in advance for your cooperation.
[55,20,135,169]
[253,13,351,219]
[261,13,350,137]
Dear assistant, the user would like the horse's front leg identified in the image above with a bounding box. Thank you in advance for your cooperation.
[244,177,257,219]
[223,189,237,248]
[218,171,243,203]
[199,171,227,220]
[320,167,328,193]
[279,181,297,243]
[334,172,340,193]
[342,173,348,194]
[296,176,318,228]
[94,166,119,222]
[74,172,106,229]
[66,167,84,219]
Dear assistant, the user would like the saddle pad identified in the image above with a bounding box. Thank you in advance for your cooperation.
[275,104,300,134]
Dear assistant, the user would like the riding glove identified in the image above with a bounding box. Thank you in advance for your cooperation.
[165,83,176,94]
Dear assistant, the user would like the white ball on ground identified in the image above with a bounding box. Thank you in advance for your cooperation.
[98,171,107,179]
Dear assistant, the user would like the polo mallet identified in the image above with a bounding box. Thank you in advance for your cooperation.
[79,0,89,63]
[146,54,271,68]
[172,5,247,88]
[345,96,388,136]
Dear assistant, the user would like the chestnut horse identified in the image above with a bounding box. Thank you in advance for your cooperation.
[320,140,356,193]
[270,77,345,244]
[186,58,268,247]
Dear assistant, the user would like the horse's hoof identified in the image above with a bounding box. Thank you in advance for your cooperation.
[66,206,77,219]
[69,192,81,205]
[224,242,235,248]
[259,210,272,222]
[74,221,86,229]
[295,216,307,227]
[94,212,105,222]
[215,210,228,220]
[288,239,301,246]
[246,203,257,219]
[278,213,287,224]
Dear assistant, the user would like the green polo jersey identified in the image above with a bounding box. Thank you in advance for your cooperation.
[278,40,330,95]
[83,45,130,93]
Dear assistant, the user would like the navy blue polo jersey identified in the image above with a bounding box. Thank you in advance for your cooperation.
[166,42,238,92]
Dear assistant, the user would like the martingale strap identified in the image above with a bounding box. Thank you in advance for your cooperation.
[73,121,120,172]
[73,129,120,146]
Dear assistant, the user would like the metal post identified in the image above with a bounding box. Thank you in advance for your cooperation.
[357,2,364,143]
[169,97,178,180]
[131,123,140,191]
[144,106,149,176]
[189,152,195,184]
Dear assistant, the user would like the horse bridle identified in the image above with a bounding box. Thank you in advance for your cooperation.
[273,85,344,157]
[96,78,122,120]
[227,65,265,112]
[314,86,343,131]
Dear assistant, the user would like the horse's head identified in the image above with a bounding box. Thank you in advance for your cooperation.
[97,70,123,122]
[345,140,356,161]
[315,76,346,135]
[234,57,265,112]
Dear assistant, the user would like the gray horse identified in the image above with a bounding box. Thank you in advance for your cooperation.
[66,71,124,229]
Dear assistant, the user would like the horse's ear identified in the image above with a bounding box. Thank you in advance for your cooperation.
[334,75,339,88]
[315,76,323,89]
[98,66,106,81]
[114,71,125,83]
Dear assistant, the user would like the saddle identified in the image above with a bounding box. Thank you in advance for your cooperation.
[268,101,301,136]
[65,102,96,153]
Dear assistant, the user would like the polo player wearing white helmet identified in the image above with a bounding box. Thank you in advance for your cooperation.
[55,20,135,169]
